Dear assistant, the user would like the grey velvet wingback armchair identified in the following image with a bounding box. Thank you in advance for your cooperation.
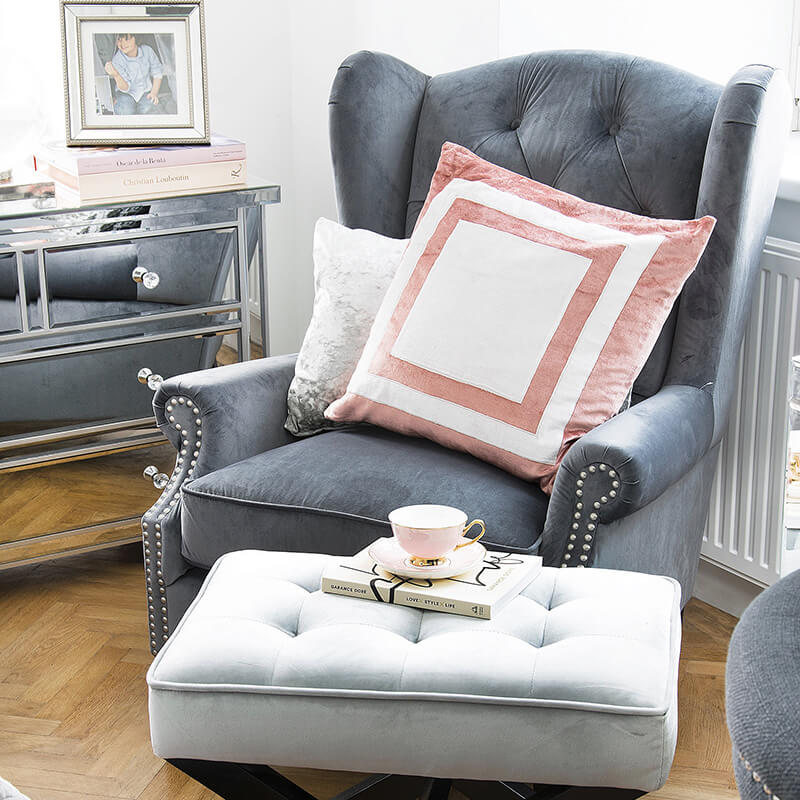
[142,50,789,653]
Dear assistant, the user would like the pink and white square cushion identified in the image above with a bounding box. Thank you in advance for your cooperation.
[325,143,715,491]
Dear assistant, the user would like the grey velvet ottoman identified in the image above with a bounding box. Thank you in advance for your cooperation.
[147,551,682,800]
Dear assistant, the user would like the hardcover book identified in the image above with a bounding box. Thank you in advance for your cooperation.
[34,135,246,176]
[321,545,542,619]
[49,159,247,203]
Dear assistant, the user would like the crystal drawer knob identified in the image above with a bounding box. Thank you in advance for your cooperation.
[137,367,163,391]
[132,266,160,289]
[143,465,169,490]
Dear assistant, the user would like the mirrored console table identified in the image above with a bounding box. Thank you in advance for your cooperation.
[0,180,280,568]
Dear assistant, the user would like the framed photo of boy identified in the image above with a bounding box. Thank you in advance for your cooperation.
[60,0,210,145]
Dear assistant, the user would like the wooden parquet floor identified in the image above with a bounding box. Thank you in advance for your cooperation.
[0,544,741,800]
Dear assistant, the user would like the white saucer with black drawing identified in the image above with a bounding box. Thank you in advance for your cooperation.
[367,536,487,579]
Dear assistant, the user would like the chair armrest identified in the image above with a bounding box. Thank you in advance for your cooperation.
[541,384,714,565]
[153,354,297,478]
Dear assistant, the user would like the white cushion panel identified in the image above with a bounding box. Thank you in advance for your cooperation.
[297,589,424,642]
[540,565,677,608]
[531,638,669,707]
[154,618,290,686]
[389,220,592,402]
[515,567,558,608]
[417,594,548,645]
[271,625,411,691]
[192,576,311,636]
[399,632,538,697]
[194,551,331,595]
[542,597,671,651]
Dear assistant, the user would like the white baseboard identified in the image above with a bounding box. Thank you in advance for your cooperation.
[692,559,763,618]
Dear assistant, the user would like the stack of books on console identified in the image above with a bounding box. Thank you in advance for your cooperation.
[34,135,247,204]
[322,544,543,619]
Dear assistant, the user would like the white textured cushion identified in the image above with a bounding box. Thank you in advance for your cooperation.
[148,551,681,790]
[284,218,408,436]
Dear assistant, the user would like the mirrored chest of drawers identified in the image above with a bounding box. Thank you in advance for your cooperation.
[0,180,279,568]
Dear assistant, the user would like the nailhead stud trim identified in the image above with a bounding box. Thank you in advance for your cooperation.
[736,750,780,799]
[142,395,203,655]
[561,463,620,568]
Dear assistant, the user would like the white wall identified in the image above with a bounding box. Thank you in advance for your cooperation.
[498,0,794,84]
[1,1,795,353]
[203,0,295,353]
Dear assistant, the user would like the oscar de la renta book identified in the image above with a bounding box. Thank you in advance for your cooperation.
[34,135,246,175]
[321,546,542,619]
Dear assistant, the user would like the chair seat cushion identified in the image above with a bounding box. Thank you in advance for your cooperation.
[180,426,548,570]
[147,551,682,789]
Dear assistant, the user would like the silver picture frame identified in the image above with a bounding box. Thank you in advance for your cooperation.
[60,0,210,145]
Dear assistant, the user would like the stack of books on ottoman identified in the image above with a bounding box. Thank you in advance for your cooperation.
[322,505,542,619]
[34,134,246,204]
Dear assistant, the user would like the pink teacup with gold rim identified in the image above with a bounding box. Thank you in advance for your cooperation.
[388,504,485,567]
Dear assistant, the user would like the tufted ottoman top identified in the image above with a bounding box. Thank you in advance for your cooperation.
[148,550,682,790]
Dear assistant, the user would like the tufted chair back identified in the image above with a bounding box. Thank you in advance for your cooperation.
[330,50,789,436]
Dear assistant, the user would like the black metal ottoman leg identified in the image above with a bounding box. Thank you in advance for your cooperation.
[534,788,646,799]
[331,773,433,799]
[421,778,453,800]
[456,782,646,800]
[167,760,650,800]
[456,780,536,799]
[167,759,319,800]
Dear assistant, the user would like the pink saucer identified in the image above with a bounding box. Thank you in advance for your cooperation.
[367,536,486,579]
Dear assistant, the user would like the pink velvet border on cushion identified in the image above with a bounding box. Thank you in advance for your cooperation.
[326,143,715,491]
[369,198,628,433]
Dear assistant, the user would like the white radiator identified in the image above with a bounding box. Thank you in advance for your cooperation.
[702,236,800,586]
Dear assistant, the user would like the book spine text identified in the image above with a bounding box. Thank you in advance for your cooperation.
[320,576,491,619]
[47,160,247,201]
[38,143,247,175]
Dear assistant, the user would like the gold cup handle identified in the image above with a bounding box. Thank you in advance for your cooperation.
[455,519,485,549]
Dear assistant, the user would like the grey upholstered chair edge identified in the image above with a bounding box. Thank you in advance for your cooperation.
[541,386,714,577]
[541,64,790,596]
[142,354,298,649]
[329,51,429,239]
[152,354,297,475]
[667,65,792,445]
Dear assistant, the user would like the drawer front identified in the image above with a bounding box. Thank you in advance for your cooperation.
[0,442,173,553]
[40,227,240,328]
[0,328,235,439]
